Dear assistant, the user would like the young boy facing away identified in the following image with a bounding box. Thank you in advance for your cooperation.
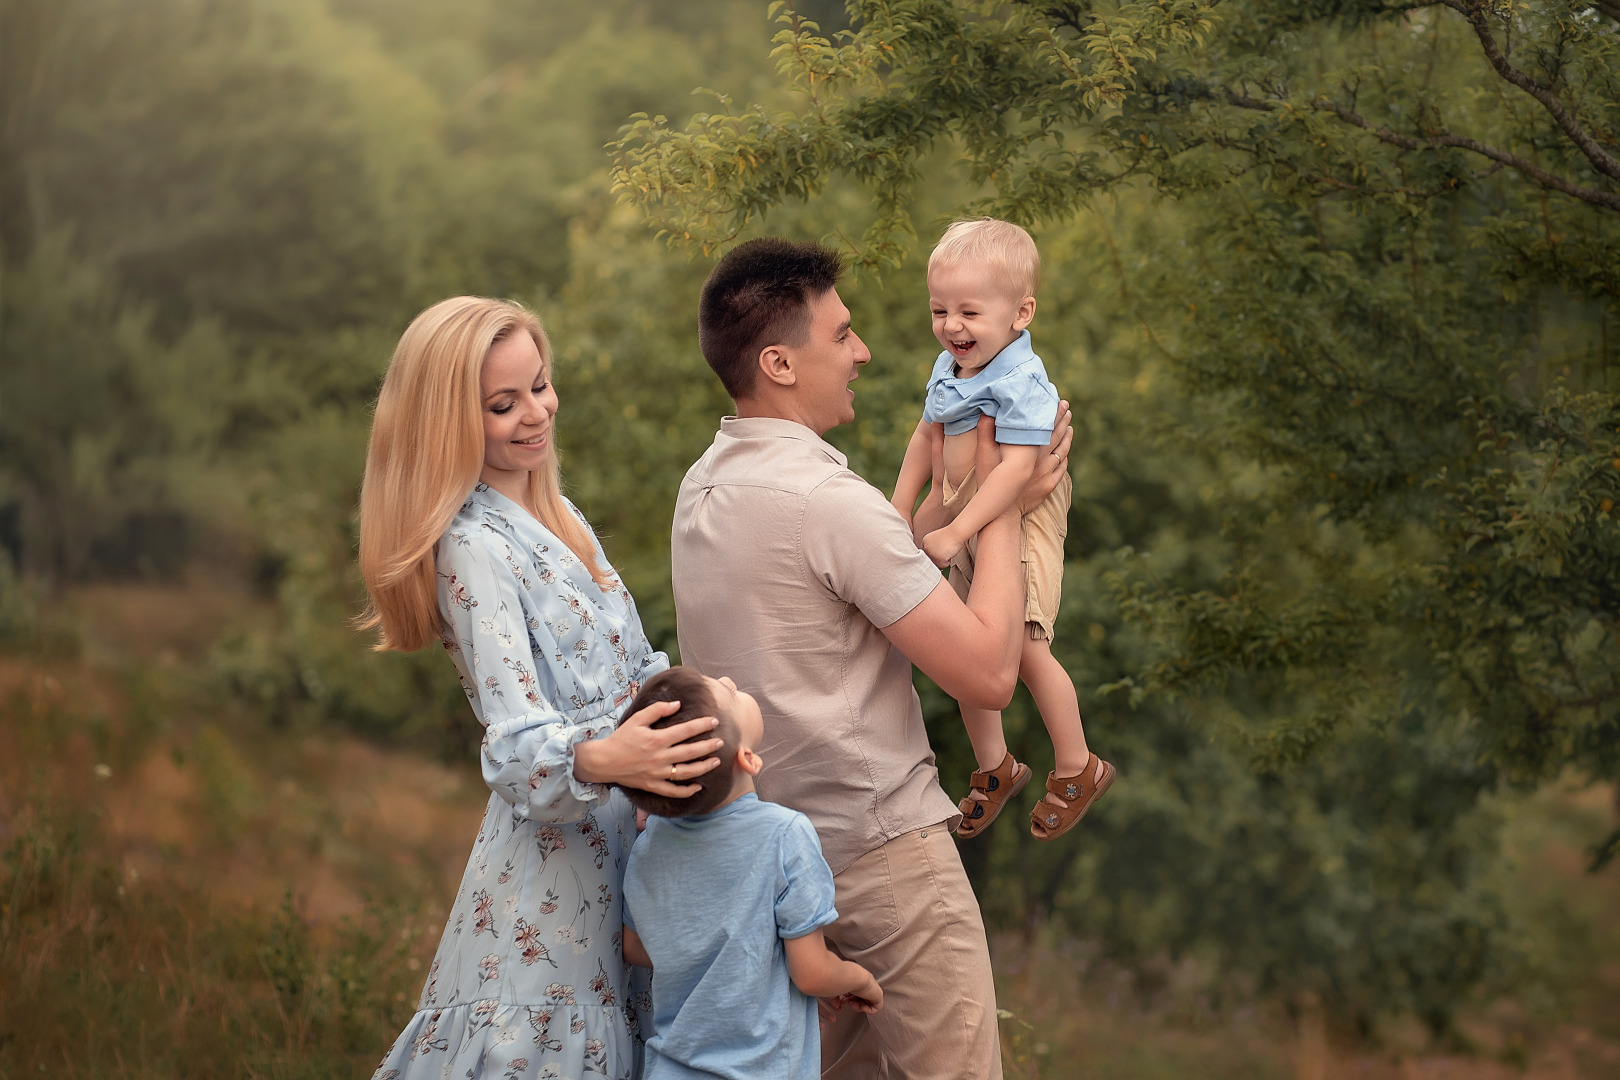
[891,218,1115,842]
[617,666,882,1080]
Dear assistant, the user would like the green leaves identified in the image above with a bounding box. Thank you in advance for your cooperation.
[607,0,1620,1027]
[5,0,1615,1038]
[611,1,1230,263]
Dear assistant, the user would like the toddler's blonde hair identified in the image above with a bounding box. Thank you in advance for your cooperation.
[927,218,1041,298]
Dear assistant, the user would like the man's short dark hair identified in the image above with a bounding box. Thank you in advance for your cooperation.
[617,666,737,818]
[698,238,845,401]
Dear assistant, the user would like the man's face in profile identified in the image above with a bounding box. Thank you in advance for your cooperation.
[783,287,871,434]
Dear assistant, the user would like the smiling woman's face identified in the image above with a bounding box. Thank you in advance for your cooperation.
[479,331,557,492]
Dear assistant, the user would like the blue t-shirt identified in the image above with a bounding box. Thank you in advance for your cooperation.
[622,794,839,1080]
[922,329,1058,445]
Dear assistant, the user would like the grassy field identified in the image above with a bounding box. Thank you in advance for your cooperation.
[2,580,1617,1078]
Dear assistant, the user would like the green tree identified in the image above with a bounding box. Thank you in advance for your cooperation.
[610,0,1620,1027]
[0,236,235,581]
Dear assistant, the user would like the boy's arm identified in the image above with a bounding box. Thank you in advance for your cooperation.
[920,444,1039,568]
[783,928,882,1011]
[881,410,1070,710]
[889,418,935,524]
[909,481,948,546]
[621,926,652,969]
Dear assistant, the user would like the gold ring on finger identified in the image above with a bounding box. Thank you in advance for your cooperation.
[669,764,678,782]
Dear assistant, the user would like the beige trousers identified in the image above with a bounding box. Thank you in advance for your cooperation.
[820,824,1003,1079]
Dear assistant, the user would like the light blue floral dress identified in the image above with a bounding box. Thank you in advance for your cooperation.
[374,484,666,1080]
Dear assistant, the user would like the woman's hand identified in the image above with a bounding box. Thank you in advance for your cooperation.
[572,698,724,795]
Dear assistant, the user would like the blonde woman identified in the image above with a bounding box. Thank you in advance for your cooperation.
[361,297,723,1080]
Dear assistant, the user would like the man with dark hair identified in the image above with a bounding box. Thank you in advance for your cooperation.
[673,237,1072,1079]
[697,237,845,401]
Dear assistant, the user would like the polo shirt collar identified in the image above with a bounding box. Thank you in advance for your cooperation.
[668,791,759,829]
[719,414,848,468]
[937,328,1034,385]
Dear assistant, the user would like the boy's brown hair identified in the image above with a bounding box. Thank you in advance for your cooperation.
[617,666,738,818]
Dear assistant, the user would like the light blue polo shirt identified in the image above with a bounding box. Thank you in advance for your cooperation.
[622,794,839,1080]
[922,329,1059,445]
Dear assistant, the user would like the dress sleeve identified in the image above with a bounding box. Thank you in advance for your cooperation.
[774,814,839,940]
[991,365,1059,446]
[439,525,615,823]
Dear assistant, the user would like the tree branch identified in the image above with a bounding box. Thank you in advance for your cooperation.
[1221,90,1277,112]
[1441,0,1620,184]
[1317,98,1620,212]
[1589,2,1620,26]
[1154,79,1618,211]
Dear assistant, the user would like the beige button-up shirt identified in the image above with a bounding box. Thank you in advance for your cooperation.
[670,416,960,873]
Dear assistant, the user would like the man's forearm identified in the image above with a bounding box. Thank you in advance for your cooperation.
[958,505,1025,702]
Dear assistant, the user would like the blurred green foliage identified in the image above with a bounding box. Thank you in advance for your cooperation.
[1,0,1616,1045]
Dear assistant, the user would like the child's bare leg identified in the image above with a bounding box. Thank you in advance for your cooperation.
[956,702,1027,835]
[1021,634,1090,809]
[961,703,1009,786]
[948,562,1012,799]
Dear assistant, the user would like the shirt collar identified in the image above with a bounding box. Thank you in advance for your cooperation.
[718,415,848,468]
[934,329,1035,385]
[670,791,760,826]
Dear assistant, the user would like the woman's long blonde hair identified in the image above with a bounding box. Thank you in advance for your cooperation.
[357,296,608,653]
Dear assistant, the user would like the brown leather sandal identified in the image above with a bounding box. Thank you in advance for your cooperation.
[952,752,1032,839]
[1030,755,1115,841]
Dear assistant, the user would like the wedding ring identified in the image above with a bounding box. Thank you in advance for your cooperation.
[669,764,678,782]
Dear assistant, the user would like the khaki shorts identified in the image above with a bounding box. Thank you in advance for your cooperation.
[942,464,1071,640]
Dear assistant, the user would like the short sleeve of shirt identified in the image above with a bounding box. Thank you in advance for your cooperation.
[991,368,1059,445]
[801,471,943,629]
[774,814,839,940]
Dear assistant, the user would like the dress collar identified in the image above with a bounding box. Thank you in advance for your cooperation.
[468,481,536,523]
